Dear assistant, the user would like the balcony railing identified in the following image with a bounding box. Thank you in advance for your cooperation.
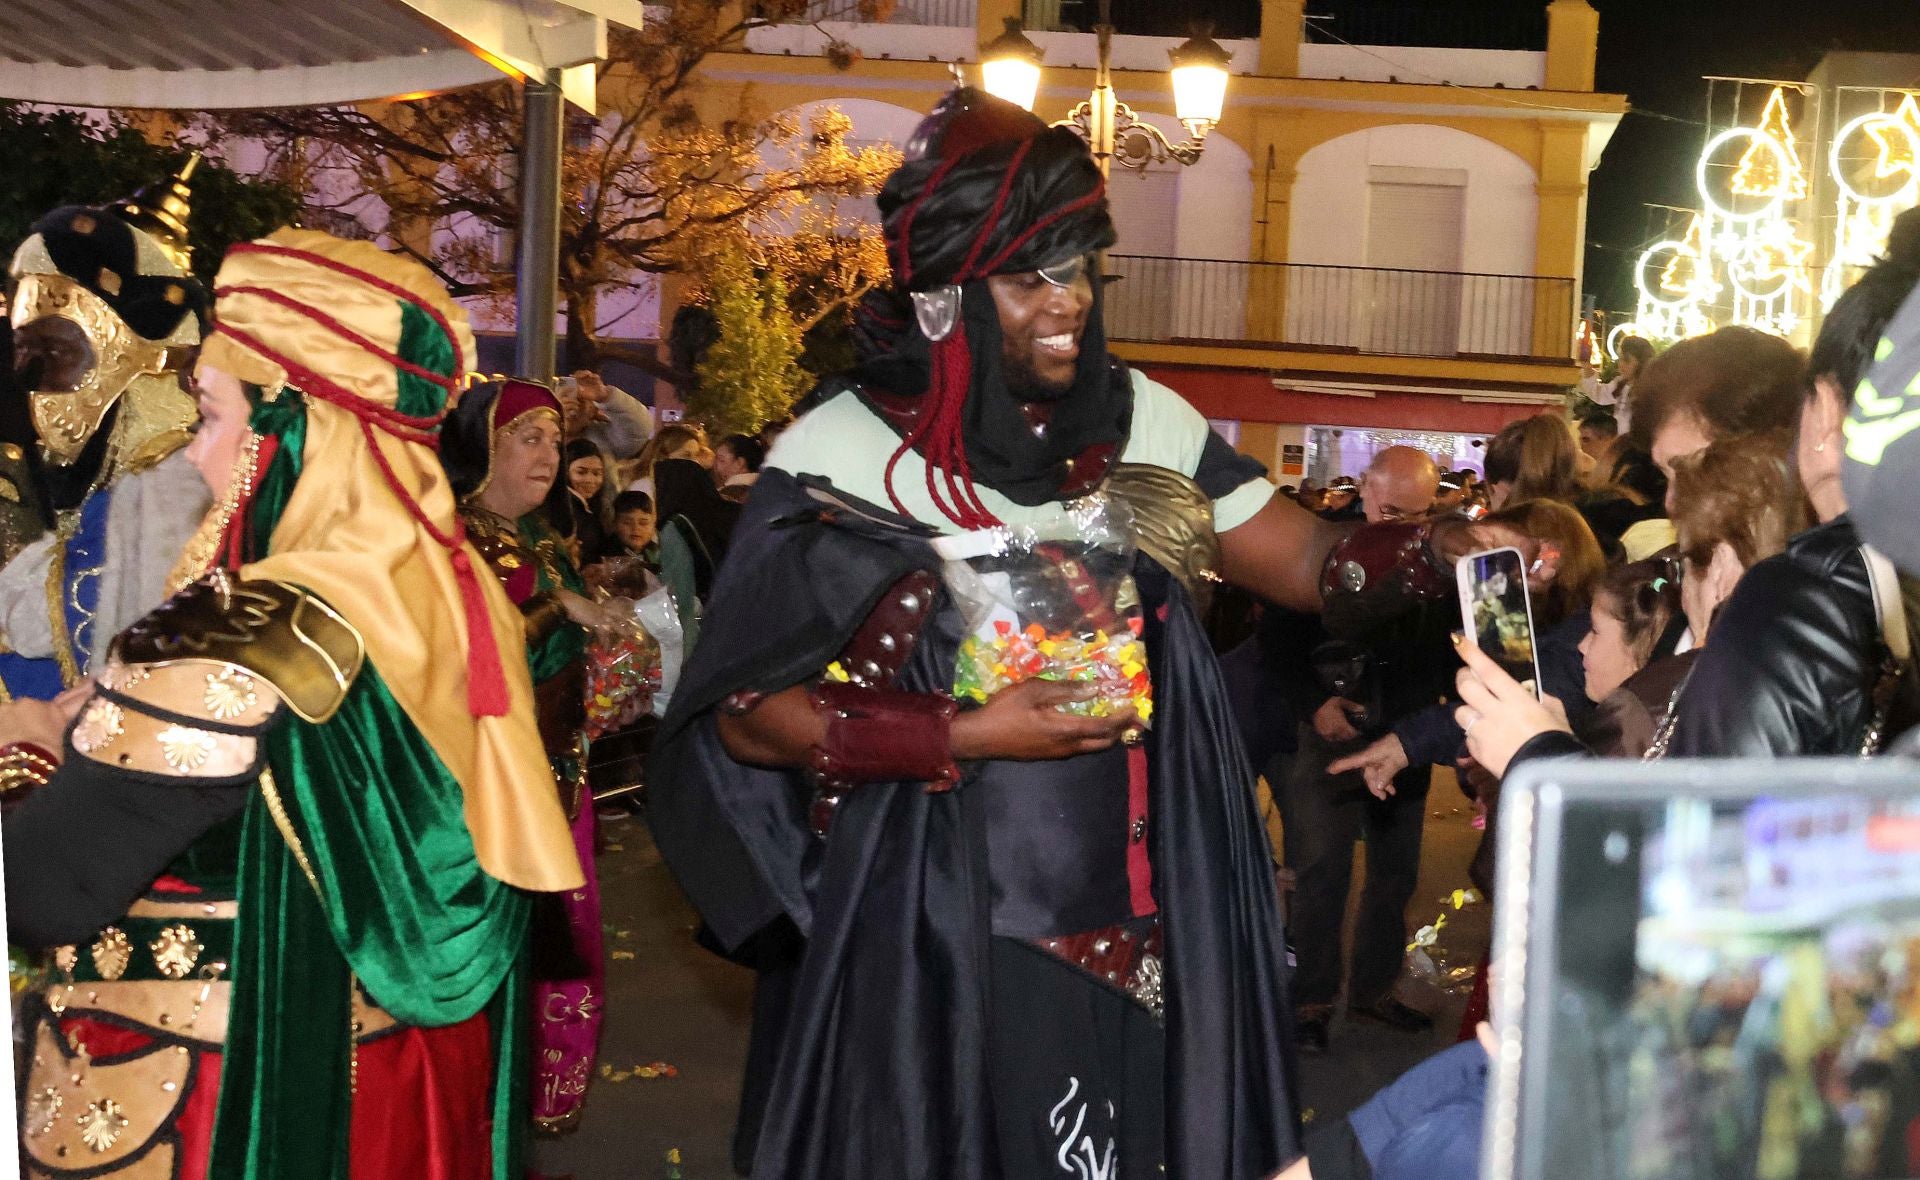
[1102,256,1575,361]
[801,0,975,26]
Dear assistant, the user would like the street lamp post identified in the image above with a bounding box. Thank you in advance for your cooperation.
[980,0,1232,178]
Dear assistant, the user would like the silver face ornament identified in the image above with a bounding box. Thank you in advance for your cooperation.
[911,284,963,342]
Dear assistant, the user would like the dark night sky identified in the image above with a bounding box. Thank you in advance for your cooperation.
[1584,0,1920,310]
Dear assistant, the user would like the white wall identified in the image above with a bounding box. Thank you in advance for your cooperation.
[1283,124,1540,355]
[1297,44,1545,90]
[1287,123,1537,274]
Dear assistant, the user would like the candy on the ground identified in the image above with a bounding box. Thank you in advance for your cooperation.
[955,617,1153,724]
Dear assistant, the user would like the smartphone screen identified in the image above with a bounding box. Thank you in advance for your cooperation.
[1457,546,1542,695]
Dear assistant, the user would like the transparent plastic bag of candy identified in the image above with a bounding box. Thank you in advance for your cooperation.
[583,602,664,739]
[933,493,1152,725]
[631,583,686,719]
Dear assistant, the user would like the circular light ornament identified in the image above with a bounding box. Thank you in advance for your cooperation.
[1605,322,1643,359]
[1726,239,1796,301]
[1696,127,1793,223]
[1829,111,1920,206]
[1635,240,1708,308]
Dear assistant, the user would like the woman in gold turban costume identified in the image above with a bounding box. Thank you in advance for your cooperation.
[2,229,581,1179]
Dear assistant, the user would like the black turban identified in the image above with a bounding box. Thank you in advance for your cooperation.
[21,205,209,341]
[835,88,1131,514]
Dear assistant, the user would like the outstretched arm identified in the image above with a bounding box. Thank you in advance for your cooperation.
[1218,494,1350,613]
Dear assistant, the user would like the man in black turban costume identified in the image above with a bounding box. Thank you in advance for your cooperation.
[650,88,1346,1178]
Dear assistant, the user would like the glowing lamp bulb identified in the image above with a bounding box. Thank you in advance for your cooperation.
[980,18,1045,113]
[1169,30,1232,132]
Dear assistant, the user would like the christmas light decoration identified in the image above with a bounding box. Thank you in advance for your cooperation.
[1823,92,1920,312]
[1634,84,1815,344]
[1730,88,1809,200]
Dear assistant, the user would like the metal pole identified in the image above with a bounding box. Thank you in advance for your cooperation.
[1090,0,1115,178]
[515,70,565,382]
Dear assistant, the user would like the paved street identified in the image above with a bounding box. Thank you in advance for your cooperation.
[535,767,1490,1178]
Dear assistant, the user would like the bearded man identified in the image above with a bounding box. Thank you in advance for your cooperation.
[0,163,212,704]
[650,88,1345,1178]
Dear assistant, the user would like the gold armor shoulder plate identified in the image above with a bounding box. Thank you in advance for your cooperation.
[1104,462,1222,609]
[110,571,365,724]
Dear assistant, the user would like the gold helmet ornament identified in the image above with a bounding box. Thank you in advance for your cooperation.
[7,156,208,477]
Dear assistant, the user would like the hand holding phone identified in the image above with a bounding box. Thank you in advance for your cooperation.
[1456,546,1542,697]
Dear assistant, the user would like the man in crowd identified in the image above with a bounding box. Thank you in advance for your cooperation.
[1321,474,1362,519]
[1275,445,1442,1052]
[1577,412,1616,468]
[0,166,213,700]
[650,86,1346,1178]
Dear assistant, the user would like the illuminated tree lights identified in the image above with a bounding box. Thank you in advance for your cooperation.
[1824,92,1920,312]
[1633,85,1816,344]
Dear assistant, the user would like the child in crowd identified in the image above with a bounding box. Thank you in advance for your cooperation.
[602,490,659,566]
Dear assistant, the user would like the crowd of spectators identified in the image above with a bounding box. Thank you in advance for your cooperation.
[1270,206,1920,1180]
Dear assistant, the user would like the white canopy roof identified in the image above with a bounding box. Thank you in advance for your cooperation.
[0,0,644,110]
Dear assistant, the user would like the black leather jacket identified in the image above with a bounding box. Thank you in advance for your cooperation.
[1666,515,1883,757]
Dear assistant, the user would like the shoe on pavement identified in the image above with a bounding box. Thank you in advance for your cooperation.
[1347,995,1434,1032]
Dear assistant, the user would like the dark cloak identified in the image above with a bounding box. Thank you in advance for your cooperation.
[648,467,1301,1177]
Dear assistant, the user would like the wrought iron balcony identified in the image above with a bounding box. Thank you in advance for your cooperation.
[1101,255,1576,362]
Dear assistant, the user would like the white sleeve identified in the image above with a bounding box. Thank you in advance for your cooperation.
[1124,372,1276,531]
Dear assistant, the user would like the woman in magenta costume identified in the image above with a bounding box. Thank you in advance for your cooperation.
[441,377,610,1133]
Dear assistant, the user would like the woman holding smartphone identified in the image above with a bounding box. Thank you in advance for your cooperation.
[1458,432,1805,775]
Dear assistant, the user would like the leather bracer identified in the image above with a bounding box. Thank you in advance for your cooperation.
[806,680,960,794]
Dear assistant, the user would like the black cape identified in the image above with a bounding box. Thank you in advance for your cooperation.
[649,468,1301,1177]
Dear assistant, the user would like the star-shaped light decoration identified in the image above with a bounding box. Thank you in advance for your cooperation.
[1865,94,1920,182]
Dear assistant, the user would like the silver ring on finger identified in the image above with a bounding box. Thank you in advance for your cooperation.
[1461,710,1481,736]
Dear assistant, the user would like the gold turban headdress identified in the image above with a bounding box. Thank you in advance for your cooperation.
[197,228,580,893]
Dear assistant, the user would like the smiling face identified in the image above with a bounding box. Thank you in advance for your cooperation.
[479,413,562,520]
[184,361,252,497]
[987,255,1095,397]
[567,453,604,500]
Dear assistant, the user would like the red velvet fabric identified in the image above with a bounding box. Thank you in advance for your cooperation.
[1126,743,1157,918]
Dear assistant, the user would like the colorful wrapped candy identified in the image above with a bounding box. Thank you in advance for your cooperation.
[583,608,662,739]
[953,618,1153,721]
[937,493,1153,726]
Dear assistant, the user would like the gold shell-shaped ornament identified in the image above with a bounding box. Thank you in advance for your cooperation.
[202,668,258,722]
[77,1097,128,1153]
[149,924,203,981]
[89,928,131,981]
[26,1086,62,1137]
[70,698,125,755]
[156,726,217,773]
